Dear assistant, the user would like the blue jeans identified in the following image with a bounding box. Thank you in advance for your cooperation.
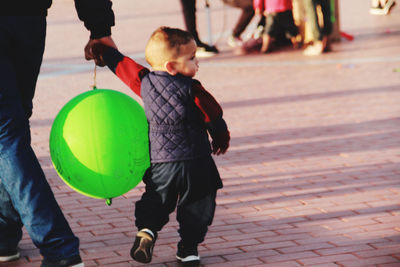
[0,16,80,260]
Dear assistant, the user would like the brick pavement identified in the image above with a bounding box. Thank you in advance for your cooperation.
[3,0,400,266]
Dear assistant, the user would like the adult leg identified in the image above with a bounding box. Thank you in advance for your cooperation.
[232,7,255,38]
[370,0,396,14]
[0,16,79,261]
[261,13,277,53]
[303,0,321,41]
[303,0,327,55]
[179,0,219,56]
[371,0,380,7]
[179,0,201,44]
[317,0,332,36]
[0,181,22,254]
[278,10,300,48]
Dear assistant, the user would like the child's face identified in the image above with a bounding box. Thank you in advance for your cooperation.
[172,40,198,77]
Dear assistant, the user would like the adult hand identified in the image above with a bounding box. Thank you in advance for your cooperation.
[84,36,117,66]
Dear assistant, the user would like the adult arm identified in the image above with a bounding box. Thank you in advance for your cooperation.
[74,0,118,62]
[75,0,115,39]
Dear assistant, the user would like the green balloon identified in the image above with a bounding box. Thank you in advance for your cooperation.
[50,89,150,200]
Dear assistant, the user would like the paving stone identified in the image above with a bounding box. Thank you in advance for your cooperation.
[3,0,400,266]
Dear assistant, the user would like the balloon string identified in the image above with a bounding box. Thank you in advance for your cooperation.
[92,64,97,90]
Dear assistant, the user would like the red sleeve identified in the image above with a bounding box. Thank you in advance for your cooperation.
[115,57,149,97]
[103,47,150,97]
[191,80,223,123]
[192,80,230,154]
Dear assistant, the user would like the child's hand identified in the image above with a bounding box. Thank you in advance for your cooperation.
[211,131,230,155]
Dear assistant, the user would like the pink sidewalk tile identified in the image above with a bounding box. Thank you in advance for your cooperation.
[4,0,400,266]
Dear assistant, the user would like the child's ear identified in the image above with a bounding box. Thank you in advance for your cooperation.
[165,61,177,75]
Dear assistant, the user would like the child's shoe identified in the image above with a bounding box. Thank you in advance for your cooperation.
[0,248,20,262]
[130,229,156,263]
[176,241,200,266]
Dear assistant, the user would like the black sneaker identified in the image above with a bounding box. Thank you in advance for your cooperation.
[0,248,20,262]
[176,242,200,266]
[40,254,84,267]
[196,42,219,58]
[130,229,156,263]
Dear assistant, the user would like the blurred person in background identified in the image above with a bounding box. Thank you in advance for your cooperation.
[302,0,332,56]
[370,0,396,15]
[180,0,220,57]
[223,0,255,47]
[253,0,300,53]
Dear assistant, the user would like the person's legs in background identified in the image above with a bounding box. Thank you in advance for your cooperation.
[228,6,255,47]
[370,0,396,15]
[271,10,301,50]
[180,0,201,44]
[179,0,219,57]
[302,0,321,55]
[319,0,332,50]
[303,0,331,56]
[260,12,277,53]
[0,16,81,266]
[235,14,266,55]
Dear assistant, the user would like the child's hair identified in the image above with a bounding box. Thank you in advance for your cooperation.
[145,26,194,68]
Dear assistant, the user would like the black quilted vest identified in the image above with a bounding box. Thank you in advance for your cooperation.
[141,71,211,163]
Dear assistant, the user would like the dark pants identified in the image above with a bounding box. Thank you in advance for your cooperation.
[265,10,299,39]
[0,16,79,260]
[303,0,332,40]
[135,156,221,247]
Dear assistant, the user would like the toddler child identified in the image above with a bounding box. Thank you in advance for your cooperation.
[253,0,300,53]
[91,26,230,265]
